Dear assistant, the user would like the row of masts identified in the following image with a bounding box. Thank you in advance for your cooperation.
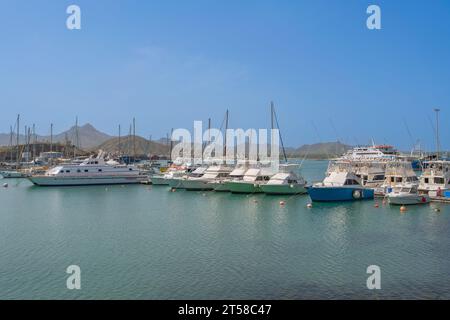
[5,114,81,164]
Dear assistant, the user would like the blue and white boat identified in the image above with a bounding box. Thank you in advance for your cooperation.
[307,162,374,202]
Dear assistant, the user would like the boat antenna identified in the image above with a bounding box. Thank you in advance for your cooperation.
[271,102,287,162]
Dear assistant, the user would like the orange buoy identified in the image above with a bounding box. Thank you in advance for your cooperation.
[400,205,407,213]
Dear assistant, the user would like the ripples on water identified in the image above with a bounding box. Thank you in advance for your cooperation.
[0,160,449,299]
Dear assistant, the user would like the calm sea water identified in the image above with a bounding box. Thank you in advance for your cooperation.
[0,160,449,299]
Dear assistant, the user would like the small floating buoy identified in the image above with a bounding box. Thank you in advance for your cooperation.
[434,207,441,213]
[171,188,176,192]
[400,205,407,213]
[2,183,8,188]
[307,203,313,208]
[374,203,379,208]
[279,200,286,206]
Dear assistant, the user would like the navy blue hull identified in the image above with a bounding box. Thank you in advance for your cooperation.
[307,186,374,202]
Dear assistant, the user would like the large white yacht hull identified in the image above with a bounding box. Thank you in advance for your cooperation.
[28,176,145,186]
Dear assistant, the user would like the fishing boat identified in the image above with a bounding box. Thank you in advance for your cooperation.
[375,161,419,195]
[168,166,208,189]
[182,164,233,191]
[307,161,374,202]
[225,168,272,194]
[350,160,387,188]
[151,165,188,185]
[209,161,249,192]
[28,152,145,186]
[418,160,450,197]
[387,184,430,205]
[260,164,307,195]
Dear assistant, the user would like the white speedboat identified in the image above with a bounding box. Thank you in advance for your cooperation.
[28,153,145,186]
[387,184,430,205]
[260,164,307,195]
[0,170,29,178]
[182,164,232,191]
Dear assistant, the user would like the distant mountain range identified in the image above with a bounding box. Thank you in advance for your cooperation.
[0,124,112,149]
[286,141,352,159]
[95,135,170,155]
[0,124,352,158]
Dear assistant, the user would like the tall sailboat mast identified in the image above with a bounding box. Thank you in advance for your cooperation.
[16,114,20,165]
[118,124,121,158]
[50,123,53,153]
[434,108,440,159]
[271,101,288,162]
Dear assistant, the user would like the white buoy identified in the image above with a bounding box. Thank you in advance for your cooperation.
[3,183,8,188]
[307,203,312,208]
[279,200,286,206]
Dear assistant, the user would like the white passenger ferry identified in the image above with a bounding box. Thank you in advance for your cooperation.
[28,152,145,186]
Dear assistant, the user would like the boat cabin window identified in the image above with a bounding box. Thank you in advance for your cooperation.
[60,170,64,173]
[287,179,297,184]
[390,177,395,182]
[95,161,98,164]
[373,175,385,181]
[84,169,89,172]
[129,168,133,171]
[65,170,70,173]
[77,169,81,173]
[344,179,359,185]
[395,177,402,183]
[434,177,445,184]
[424,178,429,183]
[98,169,102,172]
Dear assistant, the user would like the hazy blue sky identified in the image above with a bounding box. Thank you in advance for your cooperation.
[0,0,449,150]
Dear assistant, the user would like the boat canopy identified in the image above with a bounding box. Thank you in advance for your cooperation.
[322,172,361,187]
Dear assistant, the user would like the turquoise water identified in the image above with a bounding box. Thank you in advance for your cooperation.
[0,160,449,299]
